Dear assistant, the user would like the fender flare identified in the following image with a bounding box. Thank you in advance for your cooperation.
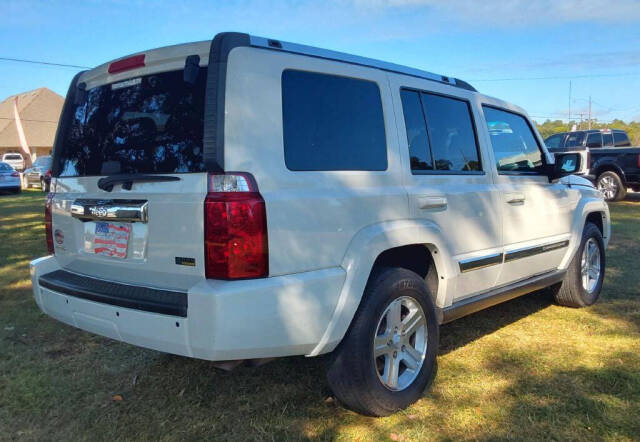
[593,161,627,185]
[307,219,454,356]
[559,196,610,269]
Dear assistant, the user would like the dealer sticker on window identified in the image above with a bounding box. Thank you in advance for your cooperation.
[93,222,130,259]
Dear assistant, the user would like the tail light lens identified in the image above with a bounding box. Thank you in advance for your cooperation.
[10,172,19,177]
[204,173,268,279]
[45,193,54,254]
[637,154,640,169]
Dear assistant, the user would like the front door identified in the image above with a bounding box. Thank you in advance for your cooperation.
[480,105,580,286]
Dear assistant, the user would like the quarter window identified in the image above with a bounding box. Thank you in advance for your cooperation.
[399,89,481,173]
[613,132,631,147]
[483,106,545,174]
[281,70,387,171]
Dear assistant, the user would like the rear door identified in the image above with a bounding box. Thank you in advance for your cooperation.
[389,76,503,302]
[51,63,210,291]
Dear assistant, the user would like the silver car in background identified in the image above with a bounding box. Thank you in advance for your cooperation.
[0,162,21,193]
[23,155,52,191]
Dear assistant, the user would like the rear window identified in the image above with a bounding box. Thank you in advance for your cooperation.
[281,70,387,171]
[33,156,51,168]
[56,69,207,177]
[3,154,22,160]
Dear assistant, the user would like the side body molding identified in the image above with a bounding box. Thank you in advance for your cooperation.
[307,219,455,356]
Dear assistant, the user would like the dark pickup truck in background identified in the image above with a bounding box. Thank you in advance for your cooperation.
[546,129,640,201]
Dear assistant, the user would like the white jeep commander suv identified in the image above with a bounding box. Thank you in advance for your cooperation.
[30,32,610,416]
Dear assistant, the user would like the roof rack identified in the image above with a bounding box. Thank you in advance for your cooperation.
[249,35,476,92]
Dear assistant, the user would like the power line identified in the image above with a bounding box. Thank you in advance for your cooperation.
[0,57,89,70]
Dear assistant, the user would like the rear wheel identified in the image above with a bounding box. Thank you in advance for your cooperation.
[551,222,605,308]
[597,171,626,202]
[327,267,439,416]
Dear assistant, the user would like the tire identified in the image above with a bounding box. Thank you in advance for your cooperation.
[327,267,439,416]
[597,171,626,202]
[551,222,605,308]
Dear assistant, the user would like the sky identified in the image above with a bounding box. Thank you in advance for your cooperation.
[1,0,640,123]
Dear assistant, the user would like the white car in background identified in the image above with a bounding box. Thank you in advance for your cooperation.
[0,162,21,193]
[1,153,25,172]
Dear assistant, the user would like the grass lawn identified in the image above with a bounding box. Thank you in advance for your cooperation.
[1,190,639,441]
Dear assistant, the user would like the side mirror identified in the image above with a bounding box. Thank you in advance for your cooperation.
[549,152,581,181]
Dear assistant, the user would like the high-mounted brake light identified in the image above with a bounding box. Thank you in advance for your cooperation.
[45,193,54,255]
[108,54,145,74]
[204,172,268,279]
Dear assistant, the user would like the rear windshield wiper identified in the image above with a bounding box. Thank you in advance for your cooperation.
[97,174,180,192]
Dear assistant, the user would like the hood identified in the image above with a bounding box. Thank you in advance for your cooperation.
[560,174,594,188]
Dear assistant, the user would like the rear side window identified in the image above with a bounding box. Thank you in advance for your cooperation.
[603,132,614,146]
[614,131,631,147]
[399,89,481,173]
[57,69,207,177]
[586,132,603,148]
[282,70,387,171]
[544,133,564,148]
[483,106,545,174]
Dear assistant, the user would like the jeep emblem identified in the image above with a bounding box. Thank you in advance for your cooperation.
[90,206,108,217]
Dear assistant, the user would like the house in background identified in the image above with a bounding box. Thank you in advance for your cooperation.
[0,87,64,166]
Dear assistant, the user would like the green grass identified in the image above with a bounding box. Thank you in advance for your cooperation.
[1,190,639,441]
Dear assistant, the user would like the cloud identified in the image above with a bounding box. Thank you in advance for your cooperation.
[349,0,640,25]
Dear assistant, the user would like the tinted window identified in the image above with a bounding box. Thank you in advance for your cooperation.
[282,70,387,171]
[586,132,603,148]
[614,131,631,147]
[4,154,22,160]
[400,90,432,171]
[565,132,585,147]
[420,93,481,172]
[603,132,614,146]
[545,133,564,148]
[57,69,207,177]
[483,106,545,173]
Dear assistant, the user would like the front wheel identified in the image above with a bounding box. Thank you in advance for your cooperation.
[597,171,626,202]
[327,267,439,416]
[552,222,605,308]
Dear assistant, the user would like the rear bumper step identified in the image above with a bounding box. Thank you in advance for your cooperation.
[39,270,188,317]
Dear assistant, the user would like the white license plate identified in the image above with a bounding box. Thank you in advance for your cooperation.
[93,222,130,259]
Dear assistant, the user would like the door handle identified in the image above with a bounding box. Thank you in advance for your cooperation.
[418,196,448,210]
[505,192,525,204]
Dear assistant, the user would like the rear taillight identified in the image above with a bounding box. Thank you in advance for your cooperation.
[204,173,268,279]
[45,193,54,255]
[637,154,640,169]
[45,169,51,177]
[10,172,18,177]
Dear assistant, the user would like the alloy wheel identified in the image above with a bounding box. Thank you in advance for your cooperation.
[581,237,601,293]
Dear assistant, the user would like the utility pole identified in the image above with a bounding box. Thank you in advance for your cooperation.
[588,96,592,130]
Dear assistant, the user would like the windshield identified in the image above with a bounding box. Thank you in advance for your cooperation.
[56,68,207,177]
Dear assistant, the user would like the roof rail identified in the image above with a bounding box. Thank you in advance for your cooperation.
[248,35,476,92]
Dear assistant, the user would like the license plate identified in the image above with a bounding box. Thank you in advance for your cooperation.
[93,222,130,259]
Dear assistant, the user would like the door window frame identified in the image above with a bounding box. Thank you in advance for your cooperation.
[400,87,485,176]
[481,104,549,177]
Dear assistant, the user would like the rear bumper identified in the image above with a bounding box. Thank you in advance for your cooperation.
[30,256,345,361]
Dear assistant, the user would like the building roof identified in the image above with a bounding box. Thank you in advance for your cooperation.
[0,87,64,148]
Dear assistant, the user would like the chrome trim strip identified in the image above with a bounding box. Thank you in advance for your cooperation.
[71,199,148,223]
[249,35,460,88]
[504,240,569,262]
[459,252,503,273]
